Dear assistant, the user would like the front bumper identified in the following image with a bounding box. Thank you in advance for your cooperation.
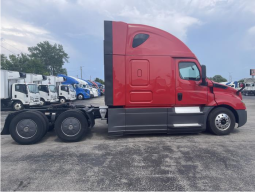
[28,101,41,106]
[237,110,247,127]
[49,99,59,103]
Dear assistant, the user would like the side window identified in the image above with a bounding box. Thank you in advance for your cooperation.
[15,84,26,93]
[38,85,42,91]
[132,34,149,48]
[179,62,200,81]
[61,86,68,92]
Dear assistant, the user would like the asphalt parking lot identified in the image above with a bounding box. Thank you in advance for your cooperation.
[1,96,255,191]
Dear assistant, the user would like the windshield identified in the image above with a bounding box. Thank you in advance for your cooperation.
[27,84,39,93]
[49,85,56,93]
[69,85,75,92]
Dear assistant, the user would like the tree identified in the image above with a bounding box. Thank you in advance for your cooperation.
[28,41,68,75]
[1,53,48,74]
[208,75,227,82]
[94,77,104,84]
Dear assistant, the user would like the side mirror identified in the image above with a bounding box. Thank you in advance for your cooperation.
[201,65,207,86]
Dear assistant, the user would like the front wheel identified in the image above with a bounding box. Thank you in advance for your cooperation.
[12,101,24,111]
[208,107,236,135]
[40,98,45,106]
[59,97,66,104]
[77,94,84,100]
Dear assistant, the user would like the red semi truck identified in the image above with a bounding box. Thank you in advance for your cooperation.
[1,21,247,144]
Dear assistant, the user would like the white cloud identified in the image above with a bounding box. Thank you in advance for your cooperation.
[1,17,55,55]
[243,26,255,50]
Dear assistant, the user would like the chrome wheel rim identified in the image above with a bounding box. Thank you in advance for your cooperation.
[16,119,37,139]
[215,113,231,130]
[60,98,65,103]
[78,95,83,100]
[14,103,22,110]
[40,100,44,106]
[61,117,81,136]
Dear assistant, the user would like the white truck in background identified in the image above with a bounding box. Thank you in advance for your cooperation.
[44,76,76,103]
[18,73,59,106]
[1,70,40,111]
[242,78,255,96]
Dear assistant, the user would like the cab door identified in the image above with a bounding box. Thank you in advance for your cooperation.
[175,59,207,105]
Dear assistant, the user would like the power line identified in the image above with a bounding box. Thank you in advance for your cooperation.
[1,45,17,55]
[1,38,24,53]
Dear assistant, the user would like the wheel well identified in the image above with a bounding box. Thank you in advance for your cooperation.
[12,100,23,104]
[208,105,239,123]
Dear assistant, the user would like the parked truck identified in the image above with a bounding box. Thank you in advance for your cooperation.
[1,21,247,144]
[20,73,59,106]
[1,70,41,111]
[45,76,76,103]
[58,75,91,100]
[69,76,99,98]
[242,78,255,96]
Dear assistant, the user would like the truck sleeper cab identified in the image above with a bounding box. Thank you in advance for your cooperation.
[1,21,247,145]
[104,21,247,136]
[38,84,59,106]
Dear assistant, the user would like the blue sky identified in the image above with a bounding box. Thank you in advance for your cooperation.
[1,0,255,81]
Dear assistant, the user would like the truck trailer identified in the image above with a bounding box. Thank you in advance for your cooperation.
[1,21,247,144]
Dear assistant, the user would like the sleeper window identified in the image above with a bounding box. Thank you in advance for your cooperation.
[132,34,149,48]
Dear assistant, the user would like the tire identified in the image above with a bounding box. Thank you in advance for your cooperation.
[59,97,66,104]
[9,111,47,144]
[54,110,88,142]
[208,107,236,135]
[12,101,24,111]
[32,111,49,134]
[40,98,46,106]
[77,94,84,100]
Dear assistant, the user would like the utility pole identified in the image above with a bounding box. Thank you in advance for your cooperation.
[80,66,82,79]
[80,66,85,79]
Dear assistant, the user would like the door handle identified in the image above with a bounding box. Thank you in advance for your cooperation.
[178,93,182,101]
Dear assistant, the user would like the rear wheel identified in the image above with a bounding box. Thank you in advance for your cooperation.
[12,101,24,111]
[208,107,235,135]
[32,111,49,134]
[54,110,88,142]
[77,94,84,100]
[9,111,47,144]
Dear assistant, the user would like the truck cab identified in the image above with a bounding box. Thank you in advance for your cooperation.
[104,21,247,136]
[58,84,76,103]
[11,83,40,110]
[242,78,255,96]
[38,84,59,105]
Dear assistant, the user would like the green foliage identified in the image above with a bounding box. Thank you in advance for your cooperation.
[1,41,68,75]
[94,77,104,84]
[208,75,227,82]
[238,79,244,83]
[28,41,68,75]
[1,53,48,74]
